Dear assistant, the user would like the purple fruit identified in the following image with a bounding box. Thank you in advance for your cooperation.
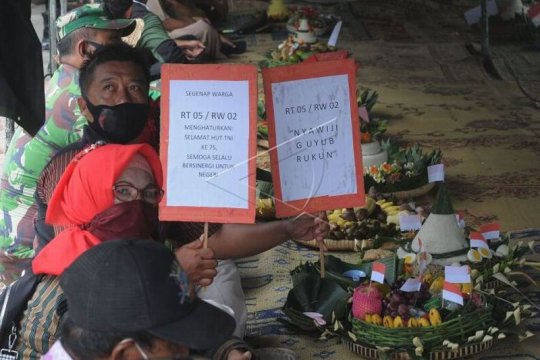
[398,304,409,316]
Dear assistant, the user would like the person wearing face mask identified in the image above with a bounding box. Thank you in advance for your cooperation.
[16,144,249,360]
[44,239,237,360]
[0,4,136,289]
[34,43,216,294]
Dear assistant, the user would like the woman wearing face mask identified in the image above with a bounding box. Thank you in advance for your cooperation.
[16,144,238,359]
[15,143,164,359]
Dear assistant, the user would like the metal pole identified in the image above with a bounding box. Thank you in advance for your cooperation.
[60,0,67,15]
[5,119,15,152]
[480,0,490,58]
[49,0,58,74]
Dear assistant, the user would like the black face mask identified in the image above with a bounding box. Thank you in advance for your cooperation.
[84,97,149,144]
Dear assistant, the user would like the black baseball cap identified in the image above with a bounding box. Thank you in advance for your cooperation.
[60,239,235,350]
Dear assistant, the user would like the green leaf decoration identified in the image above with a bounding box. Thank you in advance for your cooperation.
[431,183,455,215]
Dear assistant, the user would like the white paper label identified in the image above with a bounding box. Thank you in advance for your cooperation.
[428,163,445,183]
[166,80,250,209]
[399,214,422,231]
[271,75,357,202]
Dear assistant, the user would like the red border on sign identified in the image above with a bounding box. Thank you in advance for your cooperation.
[159,64,257,223]
[262,59,364,218]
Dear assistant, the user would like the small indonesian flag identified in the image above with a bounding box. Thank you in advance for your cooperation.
[528,2,540,27]
[445,265,471,284]
[371,262,386,284]
[418,237,423,251]
[400,278,422,292]
[480,223,500,240]
[443,281,463,305]
[470,232,489,249]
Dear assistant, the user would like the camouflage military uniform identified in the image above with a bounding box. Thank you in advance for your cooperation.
[0,65,86,288]
[0,4,135,289]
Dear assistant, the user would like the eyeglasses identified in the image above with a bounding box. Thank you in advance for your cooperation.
[112,182,164,204]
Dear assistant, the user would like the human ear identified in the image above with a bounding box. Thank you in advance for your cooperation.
[110,339,136,360]
[77,96,94,123]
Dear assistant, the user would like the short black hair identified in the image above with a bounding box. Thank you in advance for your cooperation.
[79,43,150,97]
[57,27,96,57]
[103,0,133,19]
[59,316,155,360]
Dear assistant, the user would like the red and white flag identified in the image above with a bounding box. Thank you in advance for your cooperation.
[528,2,540,27]
[371,262,386,284]
[445,265,471,284]
[480,223,500,240]
[443,281,463,305]
[400,278,421,292]
[470,232,489,249]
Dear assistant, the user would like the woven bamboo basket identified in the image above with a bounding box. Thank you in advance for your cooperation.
[342,337,496,360]
[351,307,494,351]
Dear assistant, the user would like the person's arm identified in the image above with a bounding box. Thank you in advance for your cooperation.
[161,16,195,31]
[207,212,329,259]
[137,13,187,63]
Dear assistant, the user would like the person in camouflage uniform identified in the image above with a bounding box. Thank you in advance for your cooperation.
[0,4,135,289]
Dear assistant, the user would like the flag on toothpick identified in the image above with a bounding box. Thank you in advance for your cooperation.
[480,223,500,240]
[445,265,471,284]
[470,232,489,249]
[371,262,386,284]
[443,281,463,305]
[400,278,422,292]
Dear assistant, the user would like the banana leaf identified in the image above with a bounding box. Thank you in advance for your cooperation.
[283,272,349,332]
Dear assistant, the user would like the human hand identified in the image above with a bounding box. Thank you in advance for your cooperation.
[219,34,235,48]
[175,39,205,60]
[286,212,329,251]
[174,236,217,286]
[227,349,252,360]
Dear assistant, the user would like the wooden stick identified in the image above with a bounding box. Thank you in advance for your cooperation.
[319,247,325,278]
[203,222,209,248]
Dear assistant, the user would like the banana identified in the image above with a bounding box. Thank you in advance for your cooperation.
[383,206,400,214]
[393,316,405,328]
[429,308,442,326]
[408,318,419,327]
[418,317,431,327]
[376,199,387,206]
[365,314,372,323]
[383,315,394,328]
[371,314,383,326]
[380,202,394,210]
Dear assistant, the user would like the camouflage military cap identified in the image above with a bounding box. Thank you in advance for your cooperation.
[56,4,135,40]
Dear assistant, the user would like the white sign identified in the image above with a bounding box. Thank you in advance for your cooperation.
[166,80,250,209]
[400,278,422,292]
[445,265,471,284]
[428,163,445,183]
[328,20,343,47]
[271,75,357,202]
[400,214,422,231]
